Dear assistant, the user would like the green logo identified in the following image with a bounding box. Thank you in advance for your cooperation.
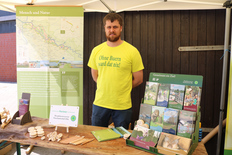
[60,30,65,34]
[194,81,198,85]
[71,115,76,121]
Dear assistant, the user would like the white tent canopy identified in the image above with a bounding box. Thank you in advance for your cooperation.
[0,0,225,13]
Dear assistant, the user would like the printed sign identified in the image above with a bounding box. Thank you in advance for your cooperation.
[149,72,203,87]
[49,105,79,127]
[16,6,84,124]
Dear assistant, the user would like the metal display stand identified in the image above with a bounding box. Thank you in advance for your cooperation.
[217,1,231,155]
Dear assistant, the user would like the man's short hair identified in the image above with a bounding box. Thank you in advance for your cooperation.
[103,13,123,26]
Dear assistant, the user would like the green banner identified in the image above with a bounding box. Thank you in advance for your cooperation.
[16,6,84,124]
[149,72,203,87]
[16,6,83,16]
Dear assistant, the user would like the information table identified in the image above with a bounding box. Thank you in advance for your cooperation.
[0,117,208,155]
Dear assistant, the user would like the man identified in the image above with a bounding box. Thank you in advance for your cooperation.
[88,13,144,129]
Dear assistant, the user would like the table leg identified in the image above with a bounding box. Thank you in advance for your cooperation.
[26,145,34,154]
[16,143,21,155]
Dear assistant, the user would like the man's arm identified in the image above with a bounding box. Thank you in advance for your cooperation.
[91,68,98,83]
[132,70,143,88]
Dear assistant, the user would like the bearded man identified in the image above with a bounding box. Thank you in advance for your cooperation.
[88,13,144,129]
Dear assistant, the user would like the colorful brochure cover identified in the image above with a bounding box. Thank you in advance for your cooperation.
[177,110,196,138]
[91,128,121,142]
[143,81,159,105]
[129,125,161,150]
[177,123,195,138]
[183,86,202,112]
[139,103,152,127]
[162,108,179,135]
[168,84,185,110]
[178,110,196,123]
[150,106,165,132]
[157,83,170,107]
[19,99,29,116]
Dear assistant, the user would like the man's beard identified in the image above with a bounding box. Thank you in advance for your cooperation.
[106,33,121,42]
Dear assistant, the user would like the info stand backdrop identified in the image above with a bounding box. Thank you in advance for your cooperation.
[15,5,84,124]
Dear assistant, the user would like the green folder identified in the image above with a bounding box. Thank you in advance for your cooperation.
[91,128,121,142]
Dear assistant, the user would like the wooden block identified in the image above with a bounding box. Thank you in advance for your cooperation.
[69,136,84,144]
[81,138,95,145]
[59,135,80,144]
[1,119,11,129]
[26,145,34,154]
[70,139,86,145]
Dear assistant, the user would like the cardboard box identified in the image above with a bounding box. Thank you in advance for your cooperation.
[0,143,12,155]
[157,132,192,155]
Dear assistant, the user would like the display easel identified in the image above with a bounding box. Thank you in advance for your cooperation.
[50,104,79,155]
[53,104,70,133]
[55,124,70,133]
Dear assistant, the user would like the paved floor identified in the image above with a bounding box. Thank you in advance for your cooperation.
[0,82,18,118]
[0,82,82,155]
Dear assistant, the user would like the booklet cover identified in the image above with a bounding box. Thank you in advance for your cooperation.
[183,86,202,112]
[178,110,196,123]
[177,123,195,138]
[112,126,131,138]
[162,108,179,135]
[143,81,159,105]
[157,83,170,107]
[157,132,192,155]
[91,128,121,142]
[150,106,165,132]
[129,125,161,150]
[19,99,29,117]
[177,110,196,138]
[138,103,152,127]
[168,84,185,110]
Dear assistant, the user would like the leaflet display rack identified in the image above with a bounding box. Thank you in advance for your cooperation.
[12,93,32,125]
[126,72,203,155]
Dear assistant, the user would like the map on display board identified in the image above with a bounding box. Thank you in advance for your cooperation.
[16,6,83,66]
[16,6,83,123]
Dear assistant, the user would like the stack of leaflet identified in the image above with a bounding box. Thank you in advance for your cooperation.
[177,110,196,138]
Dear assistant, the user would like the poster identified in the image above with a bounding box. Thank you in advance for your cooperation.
[49,105,79,127]
[16,6,83,124]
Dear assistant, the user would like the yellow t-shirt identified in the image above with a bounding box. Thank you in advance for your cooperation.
[88,41,144,110]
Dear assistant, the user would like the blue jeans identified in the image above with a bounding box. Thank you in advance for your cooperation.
[91,104,132,129]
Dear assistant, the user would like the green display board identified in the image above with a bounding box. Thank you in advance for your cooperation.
[149,72,203,87]
[224,62,232,154]
[16,6,83,124]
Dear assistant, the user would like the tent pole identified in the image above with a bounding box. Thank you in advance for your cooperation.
[217,1,231,155]
[0,4,16,13]
[100,0,115,13]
